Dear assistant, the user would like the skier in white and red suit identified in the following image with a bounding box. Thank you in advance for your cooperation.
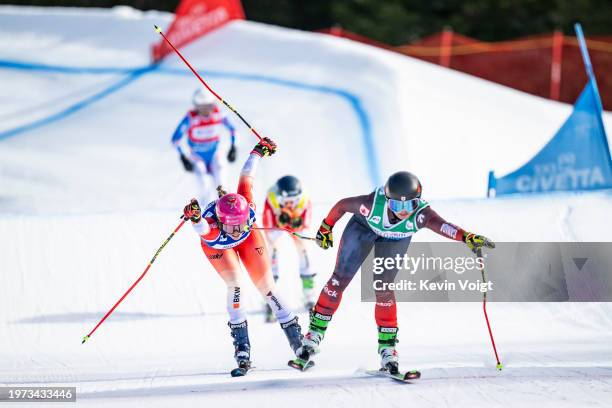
[292,171,495,375]
[262,175,316,315]
[182,137,304,375]
[172,88,237,204]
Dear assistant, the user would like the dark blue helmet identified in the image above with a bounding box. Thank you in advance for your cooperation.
[276,175,302,198]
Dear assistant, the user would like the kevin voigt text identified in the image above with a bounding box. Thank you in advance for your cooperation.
[373,279,494,293]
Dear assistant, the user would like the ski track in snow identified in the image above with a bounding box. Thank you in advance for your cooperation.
[72,367,612,408]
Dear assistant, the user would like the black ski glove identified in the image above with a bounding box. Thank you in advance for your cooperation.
[278,211,291,226]
[180,153,194,172]
[227,145,237,163]
[291,217,303,229]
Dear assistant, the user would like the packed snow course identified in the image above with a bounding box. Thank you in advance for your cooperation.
[1,6,611,407]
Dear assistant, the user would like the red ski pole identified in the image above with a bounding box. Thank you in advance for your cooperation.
[477,248,503,370]
[154,25,264,142]
[82,216,187,344]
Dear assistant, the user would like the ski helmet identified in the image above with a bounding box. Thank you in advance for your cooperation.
[215,193,250,226]
[276,175,302,197]
[192,88,215,107]
[384,171,422,201]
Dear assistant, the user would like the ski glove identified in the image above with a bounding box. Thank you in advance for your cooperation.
[227,145,237,163]
[463,232,495,253]
[278,211,291,226]
[180,153,194,172]
[316,220,333,250]
[290,217,303,229]
[252,137,277,157]
[183,198,202,223]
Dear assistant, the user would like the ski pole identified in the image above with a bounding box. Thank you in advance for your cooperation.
[476,247,502,370]
[82,216,187,344]
[154,25,264,142]
[251,226,317,242]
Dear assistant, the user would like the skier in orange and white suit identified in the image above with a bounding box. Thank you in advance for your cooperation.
[182,138,304,374]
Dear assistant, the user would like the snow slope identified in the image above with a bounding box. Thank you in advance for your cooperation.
[1,6,611,408]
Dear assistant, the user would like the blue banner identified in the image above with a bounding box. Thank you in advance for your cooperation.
[489,80,612,195]
[489,24,612,196]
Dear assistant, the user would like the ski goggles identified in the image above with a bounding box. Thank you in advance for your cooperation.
[221,222,250,236]
[195,103,215,114]
[387,197,419,213]
[278,193,301,208]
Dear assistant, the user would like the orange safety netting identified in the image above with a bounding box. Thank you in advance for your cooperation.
[320,28,612,111]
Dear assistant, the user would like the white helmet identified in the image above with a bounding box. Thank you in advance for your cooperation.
[192,88,215,107]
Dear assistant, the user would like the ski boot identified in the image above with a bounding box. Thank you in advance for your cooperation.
[303,311,331,356]
[280,316,303,352]
[282,316,313,371]
[380,348,400,374]
[376,326,420,381]
[378,326,399,374]
[229,320,251,377]
[289,311,330,371]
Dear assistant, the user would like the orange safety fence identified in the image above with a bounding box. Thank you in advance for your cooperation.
[396,35,612,55]
[319,28,612,111]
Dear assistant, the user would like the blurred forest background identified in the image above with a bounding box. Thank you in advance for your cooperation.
[4,0,611,44]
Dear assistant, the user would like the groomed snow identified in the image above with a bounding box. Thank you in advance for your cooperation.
[1,6,611,407]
